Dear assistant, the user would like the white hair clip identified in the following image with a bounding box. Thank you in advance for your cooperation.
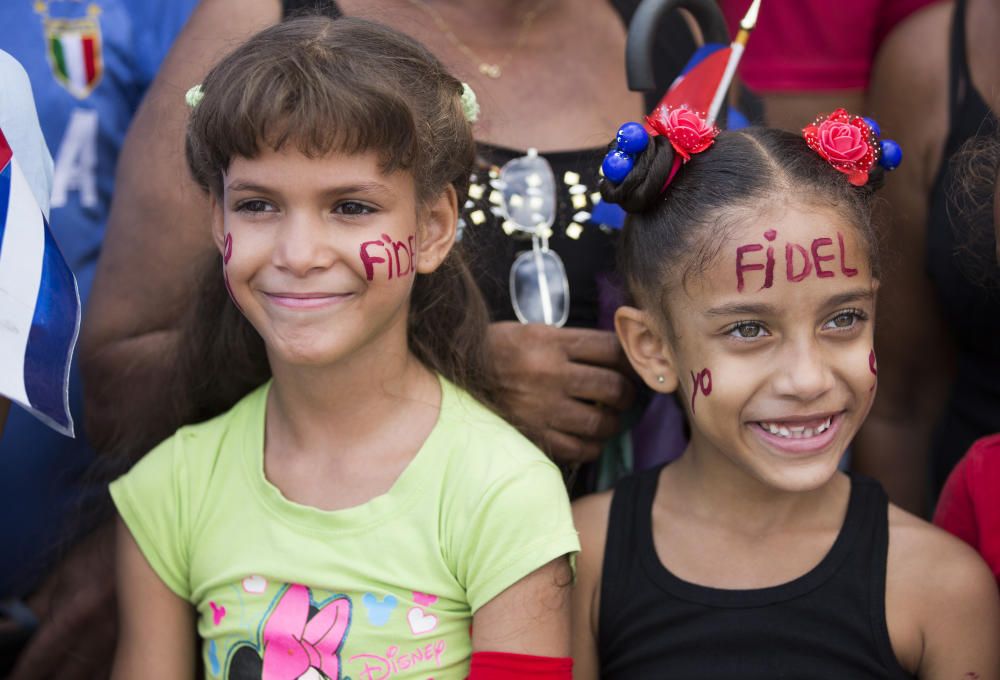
[185,84,204,109]
[460,82,480,124]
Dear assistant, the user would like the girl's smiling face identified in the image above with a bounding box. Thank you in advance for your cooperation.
[212,146,455,368]
[619,201,878,492]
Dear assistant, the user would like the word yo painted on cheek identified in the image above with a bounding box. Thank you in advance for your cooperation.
[498,149,570,327]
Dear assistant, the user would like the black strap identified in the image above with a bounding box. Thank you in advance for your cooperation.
[597,469,652,655]
[281,0,341,19]
[947,0,969,125]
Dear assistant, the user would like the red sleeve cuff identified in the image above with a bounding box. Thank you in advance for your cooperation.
[468,651,573,679]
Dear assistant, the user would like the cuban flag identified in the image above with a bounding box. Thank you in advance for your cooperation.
[0,127,80,436]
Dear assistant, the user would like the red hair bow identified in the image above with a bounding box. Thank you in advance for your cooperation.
[645,106,719,189]
[645,106,719,161]
[802,109,879,186]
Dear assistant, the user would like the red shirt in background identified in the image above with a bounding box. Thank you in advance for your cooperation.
[718,0,945,91]
[934,434,1000,585]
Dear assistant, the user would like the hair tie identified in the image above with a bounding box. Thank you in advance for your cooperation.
[802,108,901,186]
[647,106,718,191]
[601,122,650,183]
[185,84,204,109]
[602,107,718,191]
[460,82,480,124]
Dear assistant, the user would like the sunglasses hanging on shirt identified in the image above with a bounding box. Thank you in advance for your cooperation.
[498,149,570,327]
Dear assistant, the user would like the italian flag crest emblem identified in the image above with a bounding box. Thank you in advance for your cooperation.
[39,3,104,99]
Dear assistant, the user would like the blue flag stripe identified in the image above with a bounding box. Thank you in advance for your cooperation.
[22,221,78,432]
[0,160,10,258]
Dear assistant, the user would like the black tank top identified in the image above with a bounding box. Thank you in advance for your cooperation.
[598,468,915,679]
[925,0,1000,494]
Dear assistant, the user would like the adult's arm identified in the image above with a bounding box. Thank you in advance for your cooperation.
[853,2,954,514]
[80,0,281,454]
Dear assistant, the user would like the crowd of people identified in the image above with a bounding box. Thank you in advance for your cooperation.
[0,0,998,677]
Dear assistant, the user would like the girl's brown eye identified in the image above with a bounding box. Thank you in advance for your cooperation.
[337,201,374,216]
[823,309,867,331]
[728,322,767,339]
[237,199,273,213]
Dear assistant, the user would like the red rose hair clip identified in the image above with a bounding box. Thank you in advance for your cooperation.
[803,108,902,186]
[646,106,720,189]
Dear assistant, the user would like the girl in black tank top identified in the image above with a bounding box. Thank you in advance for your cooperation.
[570,114,1000,677]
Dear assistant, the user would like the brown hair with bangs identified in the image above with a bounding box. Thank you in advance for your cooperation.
[170,16,498,431]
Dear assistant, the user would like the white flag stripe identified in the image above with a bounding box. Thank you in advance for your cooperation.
[0,156,45,406]
[60,33,86,93]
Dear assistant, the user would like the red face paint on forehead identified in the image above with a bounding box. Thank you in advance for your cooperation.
[360,234,416,282]
[690,368,712,414]
[734,229,861,292]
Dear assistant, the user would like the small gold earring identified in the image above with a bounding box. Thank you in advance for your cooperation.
[656,375,665,383]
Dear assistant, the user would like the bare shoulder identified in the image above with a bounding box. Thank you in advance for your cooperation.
[888,503,995,599]
[572,489,614,562]
[570,489,614,656]
[887,502,992,588]
[886,503,1000,675]
[572,489,615,592]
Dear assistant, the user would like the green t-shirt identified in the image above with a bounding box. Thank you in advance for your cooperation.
[110,377,579,680]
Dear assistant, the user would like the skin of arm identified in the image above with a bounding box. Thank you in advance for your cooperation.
[79,0,281,454]
[885,506,1000,678]
[111,517,197,680]
[470,557,573,658]
[568,491,613,680]
[853,2,955,514]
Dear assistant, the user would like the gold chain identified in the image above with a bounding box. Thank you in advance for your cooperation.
[405,0,552,79]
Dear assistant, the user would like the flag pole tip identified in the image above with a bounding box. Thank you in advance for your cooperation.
[740,0,761,30]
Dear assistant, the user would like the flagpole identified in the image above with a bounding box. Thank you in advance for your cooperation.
[706,0,761,125]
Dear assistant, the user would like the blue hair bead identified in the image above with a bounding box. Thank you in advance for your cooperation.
[863,117,881,137]
[602,150,634,184]
[879,139,902,170]
[616,122,649,154]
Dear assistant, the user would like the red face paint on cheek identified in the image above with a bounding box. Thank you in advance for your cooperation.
[689,368,713,414]
[868,349,877,392]
[222,233,244,313]
[360,234,416,281]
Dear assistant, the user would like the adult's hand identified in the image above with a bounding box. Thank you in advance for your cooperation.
[488,322,636,464]
[9,524,116,680]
